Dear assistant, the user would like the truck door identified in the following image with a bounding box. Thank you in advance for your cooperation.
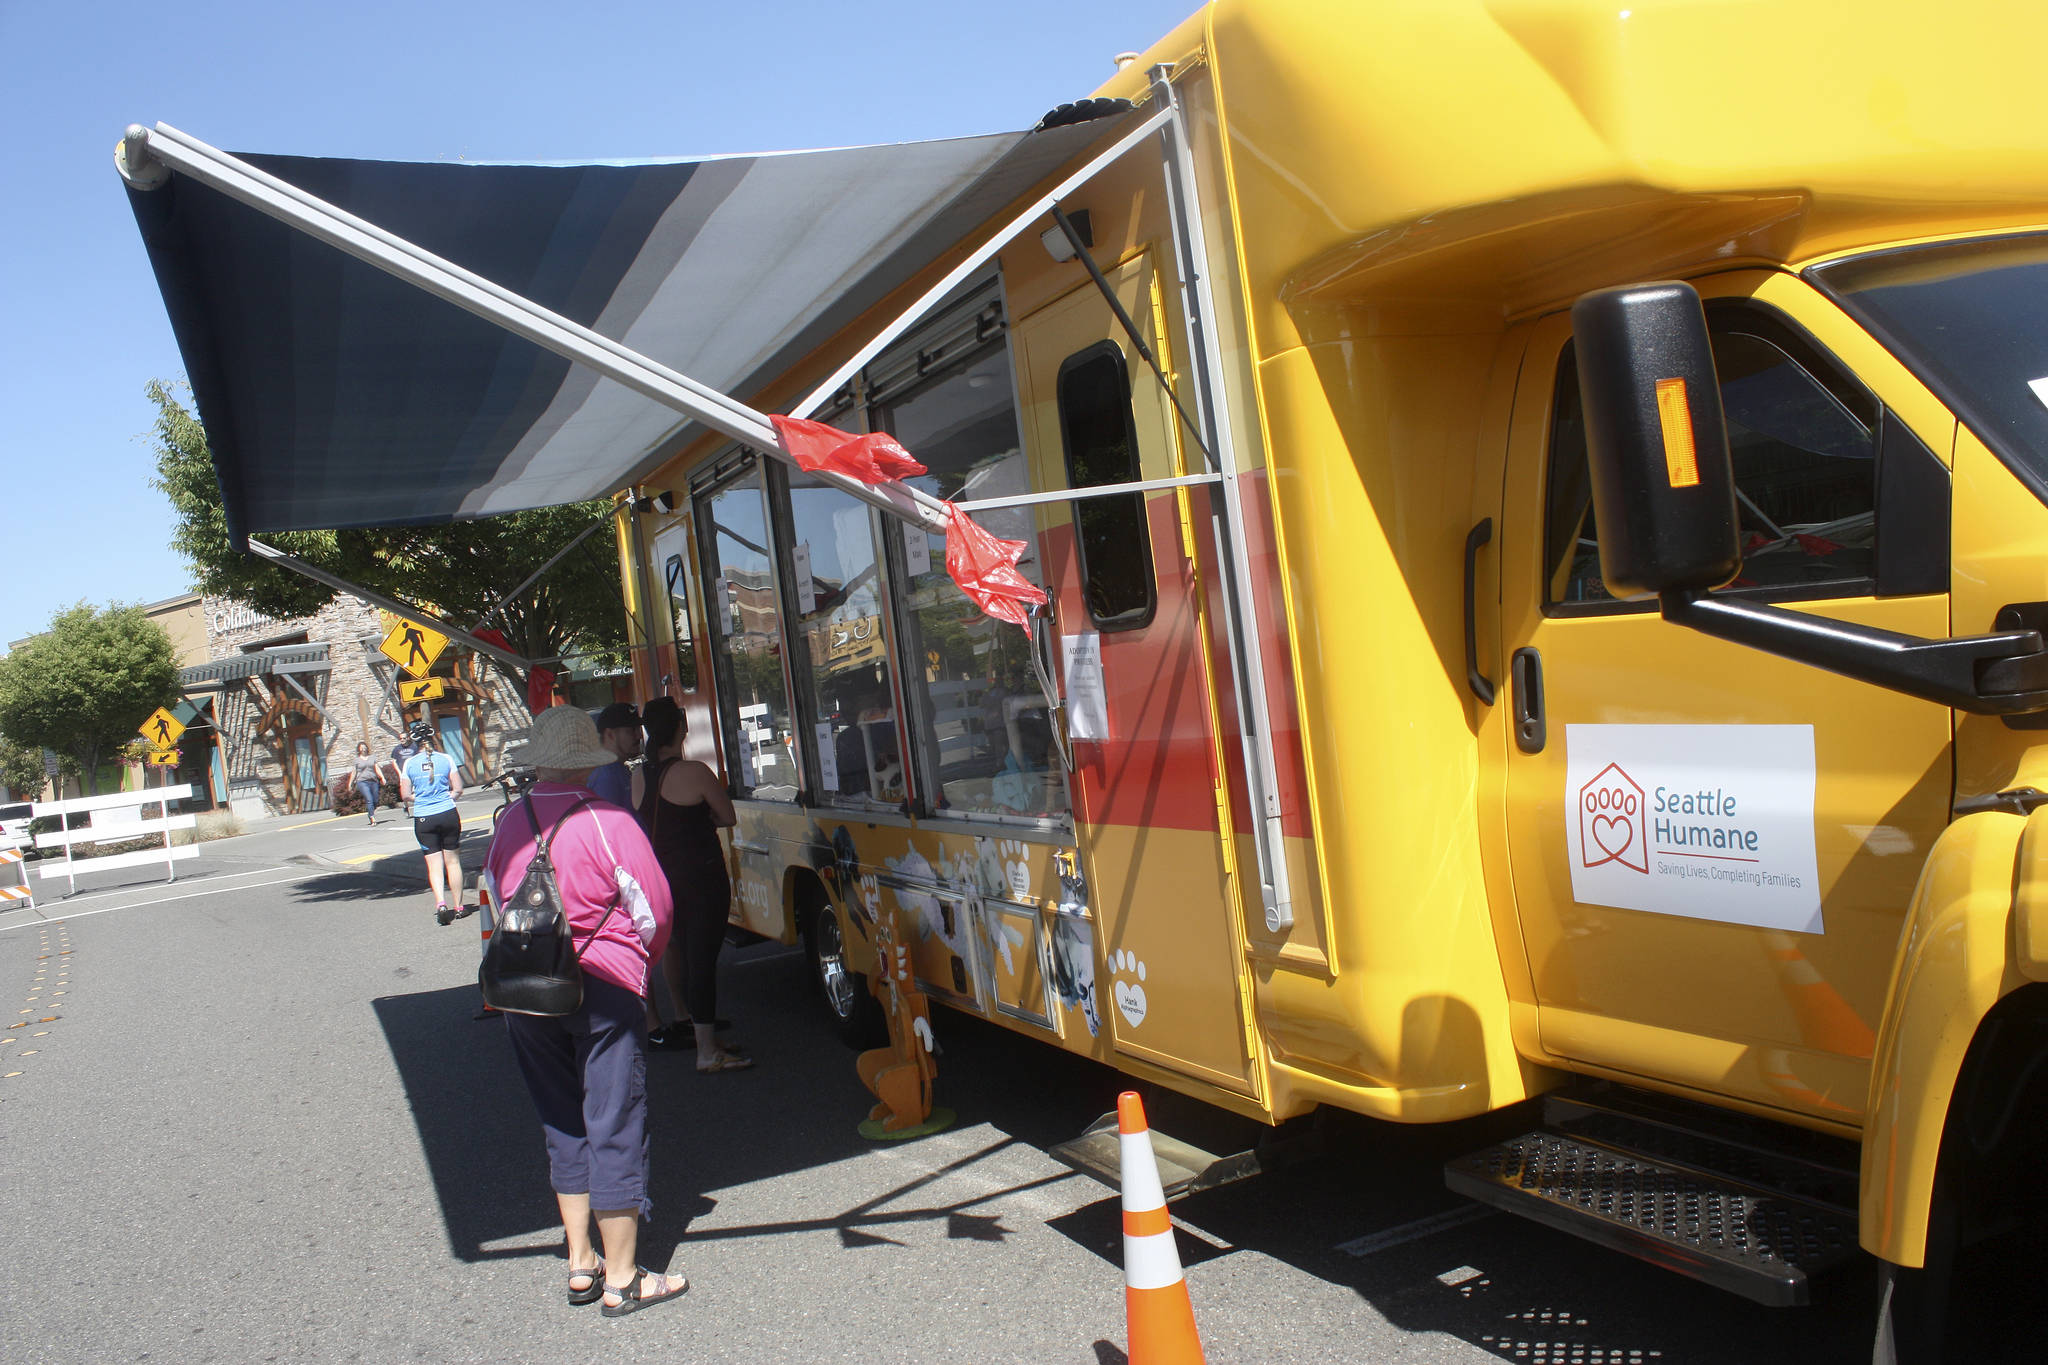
[1496,271,1953,1125]
[1011,254,1259,1099]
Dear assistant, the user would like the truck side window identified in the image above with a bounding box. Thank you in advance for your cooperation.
[1546,303,1880,606]
[1057,342,1157,631]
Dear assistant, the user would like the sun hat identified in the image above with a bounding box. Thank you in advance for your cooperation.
[523,704,618,771]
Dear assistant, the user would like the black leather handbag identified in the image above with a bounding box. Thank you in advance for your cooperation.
[480,794,617,1016]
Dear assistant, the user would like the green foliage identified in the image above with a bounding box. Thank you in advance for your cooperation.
[145,380,630,666]
[0,603,181,796]
[0,735,47,800]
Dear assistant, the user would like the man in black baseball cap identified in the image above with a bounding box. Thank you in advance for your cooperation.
[588,701,641,808]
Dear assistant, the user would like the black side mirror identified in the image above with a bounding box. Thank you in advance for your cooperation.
[1572,282,1740,598]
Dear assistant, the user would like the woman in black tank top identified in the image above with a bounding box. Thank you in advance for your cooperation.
[634,697,750,1072]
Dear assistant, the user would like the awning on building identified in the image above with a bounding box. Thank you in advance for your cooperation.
[179,642,331,686]
[122,115,1136,541]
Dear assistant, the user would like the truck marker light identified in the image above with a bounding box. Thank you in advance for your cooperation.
[1654,377,1701,488]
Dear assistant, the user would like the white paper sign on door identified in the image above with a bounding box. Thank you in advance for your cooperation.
[815,722,840,792]
[1564,724,1822,933]
[1061,633,1108,742]
[903,522,932,577]
[792,542,817,615]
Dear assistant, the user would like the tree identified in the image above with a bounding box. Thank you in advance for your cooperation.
[147,380,631,667]
[0,604,180,796]
[0,735,48,801]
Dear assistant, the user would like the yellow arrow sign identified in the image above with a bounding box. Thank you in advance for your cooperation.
[139,706,185,749]
[145,748,181,767]
[379,618,449,679]
[400,678,447,703]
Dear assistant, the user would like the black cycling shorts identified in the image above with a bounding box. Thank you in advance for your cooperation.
[414,808,462,852]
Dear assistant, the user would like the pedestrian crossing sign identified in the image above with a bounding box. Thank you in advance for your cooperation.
[140,706,185,749]
[400,678,447,703]
[380,618,449,679]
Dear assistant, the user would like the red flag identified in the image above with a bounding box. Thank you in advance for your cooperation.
[525,666,558,716]
[943,502,1047,628]
[770,415,928,483]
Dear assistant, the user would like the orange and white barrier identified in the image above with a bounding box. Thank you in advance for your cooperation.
[0,845,33,909]
[1118,1091,1206,1364]
[475,879,498,1014]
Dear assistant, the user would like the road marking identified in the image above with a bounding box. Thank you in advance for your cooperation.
[0,873,312,932]
[280,813,358,831]
[342,853,388,865]
[1335,1205,1495,1258]
[5,864,292,911]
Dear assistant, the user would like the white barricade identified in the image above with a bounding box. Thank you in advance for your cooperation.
[32,785,198,892]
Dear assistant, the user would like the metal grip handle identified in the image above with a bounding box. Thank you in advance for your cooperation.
[1464,519,1495,705]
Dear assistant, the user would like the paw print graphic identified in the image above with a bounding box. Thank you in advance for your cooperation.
[1109,948,1148,1028]
[857,872,880,916]
[997,838,1032,900]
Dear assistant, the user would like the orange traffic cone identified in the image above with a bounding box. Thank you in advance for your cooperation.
[474,881,499,1019]
[1118,1091,1205,1364]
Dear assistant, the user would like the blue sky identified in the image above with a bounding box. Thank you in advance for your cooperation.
[0,0,1198,650]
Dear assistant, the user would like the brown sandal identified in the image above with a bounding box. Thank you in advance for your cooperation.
[601,1268,688,1317]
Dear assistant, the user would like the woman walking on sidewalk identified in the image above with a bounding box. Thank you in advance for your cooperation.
[398,720,465,924]
[352,742,386,825]
[482,704,685,1315]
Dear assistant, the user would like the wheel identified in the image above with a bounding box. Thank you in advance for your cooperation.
[803,896,885,1050]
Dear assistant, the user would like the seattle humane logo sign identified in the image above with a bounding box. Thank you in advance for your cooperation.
[1563,725,1822,934]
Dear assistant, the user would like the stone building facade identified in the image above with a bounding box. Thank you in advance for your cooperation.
[178,594,530,817]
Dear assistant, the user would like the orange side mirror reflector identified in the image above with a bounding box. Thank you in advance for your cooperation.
[1654,377,1701,488]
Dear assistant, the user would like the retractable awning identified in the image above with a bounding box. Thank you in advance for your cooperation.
[121,115,1137,541]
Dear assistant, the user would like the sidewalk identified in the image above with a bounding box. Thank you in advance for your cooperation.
[242,787,509,898]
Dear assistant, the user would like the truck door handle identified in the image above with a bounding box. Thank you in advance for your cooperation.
[1512,647,1546,753]
[1464,518,1495,705]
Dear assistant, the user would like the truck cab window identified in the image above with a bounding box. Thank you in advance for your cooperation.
[1057,342,1156,631]
[697,465,801,800]
[1546,304,1880,606]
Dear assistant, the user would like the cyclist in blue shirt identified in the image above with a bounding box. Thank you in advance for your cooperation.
[398,721,466,924]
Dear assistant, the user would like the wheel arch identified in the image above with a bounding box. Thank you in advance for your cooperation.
[1863,808,2048,1264]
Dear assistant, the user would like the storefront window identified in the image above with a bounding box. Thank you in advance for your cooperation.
[697,465,801,800]
[785,472,905,809]
[882,343,1067,823]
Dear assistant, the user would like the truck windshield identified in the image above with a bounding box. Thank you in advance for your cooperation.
[1810,233,2048,499]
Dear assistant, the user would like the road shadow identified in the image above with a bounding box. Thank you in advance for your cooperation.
[287,869,430,903]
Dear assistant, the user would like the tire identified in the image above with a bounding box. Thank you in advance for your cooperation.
[803,895,885,1050]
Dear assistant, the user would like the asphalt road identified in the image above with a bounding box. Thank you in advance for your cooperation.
[0,812,1886,1363]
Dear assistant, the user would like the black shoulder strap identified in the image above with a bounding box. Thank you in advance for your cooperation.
[521,792,599,853]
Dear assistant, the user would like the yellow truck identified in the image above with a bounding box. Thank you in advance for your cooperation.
[119,1,2048,1356]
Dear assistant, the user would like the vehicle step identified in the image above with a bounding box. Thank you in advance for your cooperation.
[1542,1091,1859,1215]
[1445,1130,1859,1306]
[1049,1111,1263,1200]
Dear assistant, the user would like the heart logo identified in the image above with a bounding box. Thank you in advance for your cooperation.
[1589,814,1633,863]
[1114,979,1148,1028]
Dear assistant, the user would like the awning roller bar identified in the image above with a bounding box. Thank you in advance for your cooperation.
[119,123,951,537]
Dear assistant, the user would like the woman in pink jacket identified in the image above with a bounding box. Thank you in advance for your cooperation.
[483,705,685,1317]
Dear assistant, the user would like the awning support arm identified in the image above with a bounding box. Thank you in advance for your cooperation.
[119,124,950,537]
[245,538,533,678]
[1149,66,1296,934]
[474,512,611,631]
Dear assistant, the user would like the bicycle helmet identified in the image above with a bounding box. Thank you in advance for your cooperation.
[408,719,435,744]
